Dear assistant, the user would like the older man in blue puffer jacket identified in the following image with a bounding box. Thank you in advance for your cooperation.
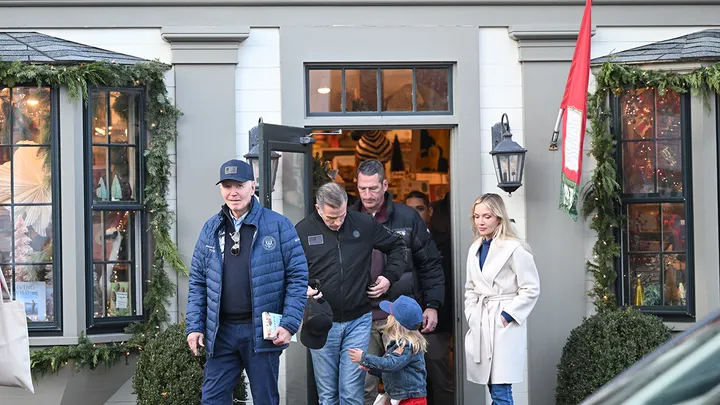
[186,159,308,405]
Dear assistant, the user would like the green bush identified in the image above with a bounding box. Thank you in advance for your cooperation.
[133,323,247,404]
[556,309,671,405]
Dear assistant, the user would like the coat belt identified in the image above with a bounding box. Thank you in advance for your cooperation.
[472,292,518,364]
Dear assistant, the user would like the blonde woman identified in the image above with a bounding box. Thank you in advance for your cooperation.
[464,193,540,405]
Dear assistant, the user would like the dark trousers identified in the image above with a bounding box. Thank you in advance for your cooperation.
[202,321,281,405]
[424,332,455,405]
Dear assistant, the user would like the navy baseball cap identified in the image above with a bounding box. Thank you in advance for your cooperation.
[379,295,423,331]
[216,159,254,185]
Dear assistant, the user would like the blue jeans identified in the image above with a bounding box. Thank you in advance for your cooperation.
[311,312,372,405]
[489,384,513,405]
[202,321,281,405]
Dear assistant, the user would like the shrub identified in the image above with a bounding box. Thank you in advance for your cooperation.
[556,309,671,405]
[133,323,247,404]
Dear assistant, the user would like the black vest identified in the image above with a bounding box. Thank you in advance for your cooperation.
[220,218,255,322]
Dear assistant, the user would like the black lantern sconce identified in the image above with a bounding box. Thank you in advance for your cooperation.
[490,113,527,195]
[244,120,281,192]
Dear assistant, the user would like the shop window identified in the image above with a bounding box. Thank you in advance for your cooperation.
[0,86,61,334]
[614,88,694,320]
[85,88,146,333]
[306,66,452,115]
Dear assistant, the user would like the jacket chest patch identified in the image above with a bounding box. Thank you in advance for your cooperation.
[353,230,360,238]
[262,236,277,251]
[308,235,324,245]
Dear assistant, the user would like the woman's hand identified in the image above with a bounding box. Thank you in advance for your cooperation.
[500,317,509,327]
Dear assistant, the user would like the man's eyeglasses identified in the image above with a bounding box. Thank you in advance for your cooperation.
[230,232,240,256]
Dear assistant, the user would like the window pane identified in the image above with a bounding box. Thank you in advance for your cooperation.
[92,146,109,201]
[416,68,449,112]
[108,92,140,145]
[109,146,137,201]
[620,88,654,140]
[0,206,10,264]
[345,69,378,112]
[662,203,686,252]
[629,254,661,306]
[91,145,136,202]
[308,69,342,113]
[663,254,687,306]
[628,204,661,252]
[12,145,52,205]
[91,90,108,143]
[4,212,55,323]
[657,140,683,195]
[0,88,7,145]
[382,69,413,112]
[623,141,656,193]
[92,210,136,319]
[656,90,681,139]
[0,87,51,146]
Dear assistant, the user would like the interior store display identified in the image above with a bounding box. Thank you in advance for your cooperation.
[312,128,451,203]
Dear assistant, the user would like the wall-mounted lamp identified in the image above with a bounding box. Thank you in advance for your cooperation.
[490,113,527,196]
[244,120,281,192]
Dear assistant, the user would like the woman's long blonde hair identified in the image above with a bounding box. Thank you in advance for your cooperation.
[385,316,428,354]
[470,193,519,242]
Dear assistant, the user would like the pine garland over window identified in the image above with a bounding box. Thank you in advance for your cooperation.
[583,61,720,313]
[0,60,186,375]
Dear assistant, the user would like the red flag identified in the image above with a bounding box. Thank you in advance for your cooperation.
[557,0,592,221]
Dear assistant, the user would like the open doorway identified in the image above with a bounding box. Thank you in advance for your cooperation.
[311,127,456,405]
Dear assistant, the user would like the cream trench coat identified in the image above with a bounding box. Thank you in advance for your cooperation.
[463,238,540,385]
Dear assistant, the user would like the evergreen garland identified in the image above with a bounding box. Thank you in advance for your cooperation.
[0,60,186,376]
[582,61,720,313]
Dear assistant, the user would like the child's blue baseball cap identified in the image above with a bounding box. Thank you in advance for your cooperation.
[379,295,423,331]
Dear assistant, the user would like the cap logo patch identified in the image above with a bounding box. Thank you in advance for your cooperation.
[225,166,238,174]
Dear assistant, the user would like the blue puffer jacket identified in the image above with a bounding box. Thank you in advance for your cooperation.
[186,198,309,357]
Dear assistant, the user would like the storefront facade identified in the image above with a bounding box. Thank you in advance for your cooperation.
[0,2,719,405]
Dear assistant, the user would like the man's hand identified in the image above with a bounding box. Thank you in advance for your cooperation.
[501,316,509,327]
[421,308,438,333]
[307,286,323,300]
[348,348,364,363]
[187,332,204,356]
[367,276,390,298]
[273,326,292,346]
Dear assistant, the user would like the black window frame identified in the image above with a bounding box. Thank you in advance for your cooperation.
[0,85,63,336]
[305,64,454,117]
[83,86,148,334]
[612,89,695,322]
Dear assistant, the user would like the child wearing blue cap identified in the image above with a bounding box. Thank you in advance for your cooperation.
[348,295,428,405]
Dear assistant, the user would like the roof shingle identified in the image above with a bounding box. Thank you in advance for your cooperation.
[592,29,720,66]
[0,31,146,64]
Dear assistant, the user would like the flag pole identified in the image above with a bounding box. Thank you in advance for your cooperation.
[549,108,564,151]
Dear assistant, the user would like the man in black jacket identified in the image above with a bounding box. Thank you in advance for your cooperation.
[350,160,445,405]
[295,182,406,405]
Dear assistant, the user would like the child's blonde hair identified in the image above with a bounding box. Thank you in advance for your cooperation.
[385,315,428,354]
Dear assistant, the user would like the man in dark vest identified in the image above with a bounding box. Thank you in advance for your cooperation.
[186,159,309,405]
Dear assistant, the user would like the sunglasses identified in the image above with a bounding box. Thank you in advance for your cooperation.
[230,232,240,256]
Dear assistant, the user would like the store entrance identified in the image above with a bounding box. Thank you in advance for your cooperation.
[310,127,456,405]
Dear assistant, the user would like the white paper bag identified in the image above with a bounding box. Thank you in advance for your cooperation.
[0,275,34,393]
